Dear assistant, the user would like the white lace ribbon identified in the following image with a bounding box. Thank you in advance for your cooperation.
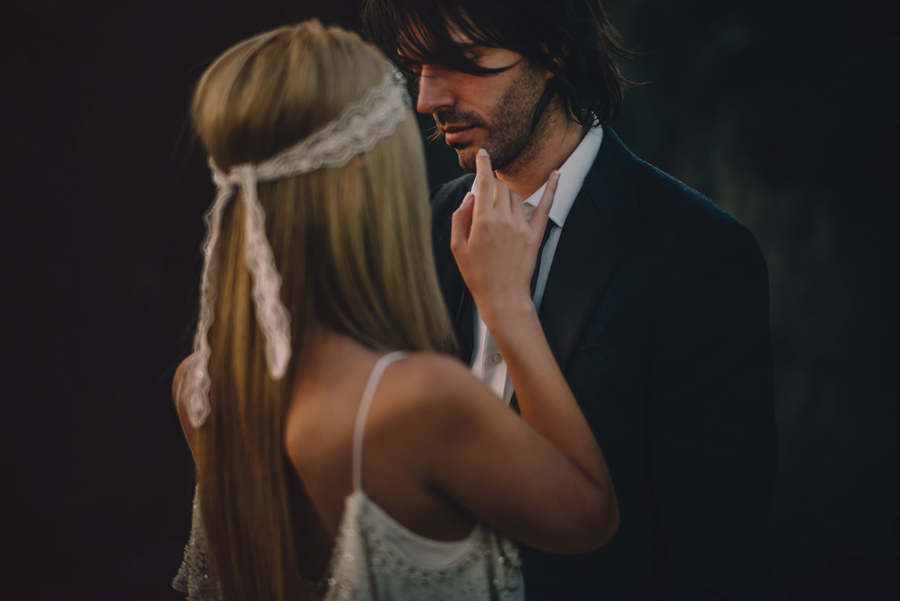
[182,67,410,428]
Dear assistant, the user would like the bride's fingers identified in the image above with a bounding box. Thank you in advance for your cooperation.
[531,170,560,237]
[509,190,526,221]
[474,149,495,216]
[493,179,512,216]
[450,192,476,256]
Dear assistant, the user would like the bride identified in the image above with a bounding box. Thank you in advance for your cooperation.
[172,20,617,601]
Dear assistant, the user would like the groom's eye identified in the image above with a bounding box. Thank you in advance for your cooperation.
[459,44,486,65]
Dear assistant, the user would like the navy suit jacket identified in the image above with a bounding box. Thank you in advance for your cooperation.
[430,128,778,600]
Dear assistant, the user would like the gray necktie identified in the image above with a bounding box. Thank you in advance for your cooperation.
[530,221,556,297]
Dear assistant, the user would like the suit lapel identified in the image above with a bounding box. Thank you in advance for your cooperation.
[538,127,644,372]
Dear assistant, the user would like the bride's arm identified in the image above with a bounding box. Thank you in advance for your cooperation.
[401,352,617,553]
[452,149,614,503]
[415,149,618,552]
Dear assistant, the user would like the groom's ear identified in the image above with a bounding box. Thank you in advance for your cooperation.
[536,43,567,82]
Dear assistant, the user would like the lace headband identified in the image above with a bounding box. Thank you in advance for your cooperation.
[183,66,411,428]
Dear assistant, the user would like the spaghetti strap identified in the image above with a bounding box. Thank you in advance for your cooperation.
[352,351,407,493]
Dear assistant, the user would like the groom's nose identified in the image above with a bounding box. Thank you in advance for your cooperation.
[416,66,456,116]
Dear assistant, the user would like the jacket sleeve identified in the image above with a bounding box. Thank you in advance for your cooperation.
[647,219,779,600]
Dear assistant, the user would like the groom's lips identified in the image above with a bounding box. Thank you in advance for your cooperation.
[442,124,476,145]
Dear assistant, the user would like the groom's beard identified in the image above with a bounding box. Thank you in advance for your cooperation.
[435,64,549,174]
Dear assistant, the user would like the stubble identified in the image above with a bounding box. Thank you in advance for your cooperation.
[440,63,550,174]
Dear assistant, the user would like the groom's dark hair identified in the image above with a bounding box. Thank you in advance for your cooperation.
[362,0,635,128]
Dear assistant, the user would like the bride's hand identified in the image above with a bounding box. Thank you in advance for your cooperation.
[450,148,559,329]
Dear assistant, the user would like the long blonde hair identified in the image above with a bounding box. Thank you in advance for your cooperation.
[190,21,456,601]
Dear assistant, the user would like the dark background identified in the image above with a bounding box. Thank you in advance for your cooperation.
[3,0,898,599]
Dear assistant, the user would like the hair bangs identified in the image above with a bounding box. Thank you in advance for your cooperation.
[364,0,518,81]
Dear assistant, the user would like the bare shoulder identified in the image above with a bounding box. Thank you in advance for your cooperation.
[390,352,480,396]
[363,351,514,500]
[387,352,498,407]
[371,351,503,439]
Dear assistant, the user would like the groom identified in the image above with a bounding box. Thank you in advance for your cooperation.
[364,1,779,599]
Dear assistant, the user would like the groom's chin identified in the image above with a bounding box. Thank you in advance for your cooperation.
[454,148,477,173]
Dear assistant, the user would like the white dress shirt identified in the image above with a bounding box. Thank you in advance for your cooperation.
[470,124,605,402]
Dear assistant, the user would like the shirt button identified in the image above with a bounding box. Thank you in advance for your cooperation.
[490,352,503,364]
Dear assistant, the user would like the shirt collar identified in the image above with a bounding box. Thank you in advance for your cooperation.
[525,123,603,228]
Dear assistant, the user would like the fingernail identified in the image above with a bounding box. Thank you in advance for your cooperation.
[554,170,561,182]
[463,192,474,203]
[477,148,488,157]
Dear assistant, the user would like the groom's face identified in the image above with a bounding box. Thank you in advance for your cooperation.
[401,31,550,173]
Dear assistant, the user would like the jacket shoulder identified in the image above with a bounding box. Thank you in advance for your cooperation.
[593,128,739,238]
[637,160,732,228]
[630,158,765,262]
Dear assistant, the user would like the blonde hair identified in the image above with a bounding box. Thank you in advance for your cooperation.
[190,21,456,601]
